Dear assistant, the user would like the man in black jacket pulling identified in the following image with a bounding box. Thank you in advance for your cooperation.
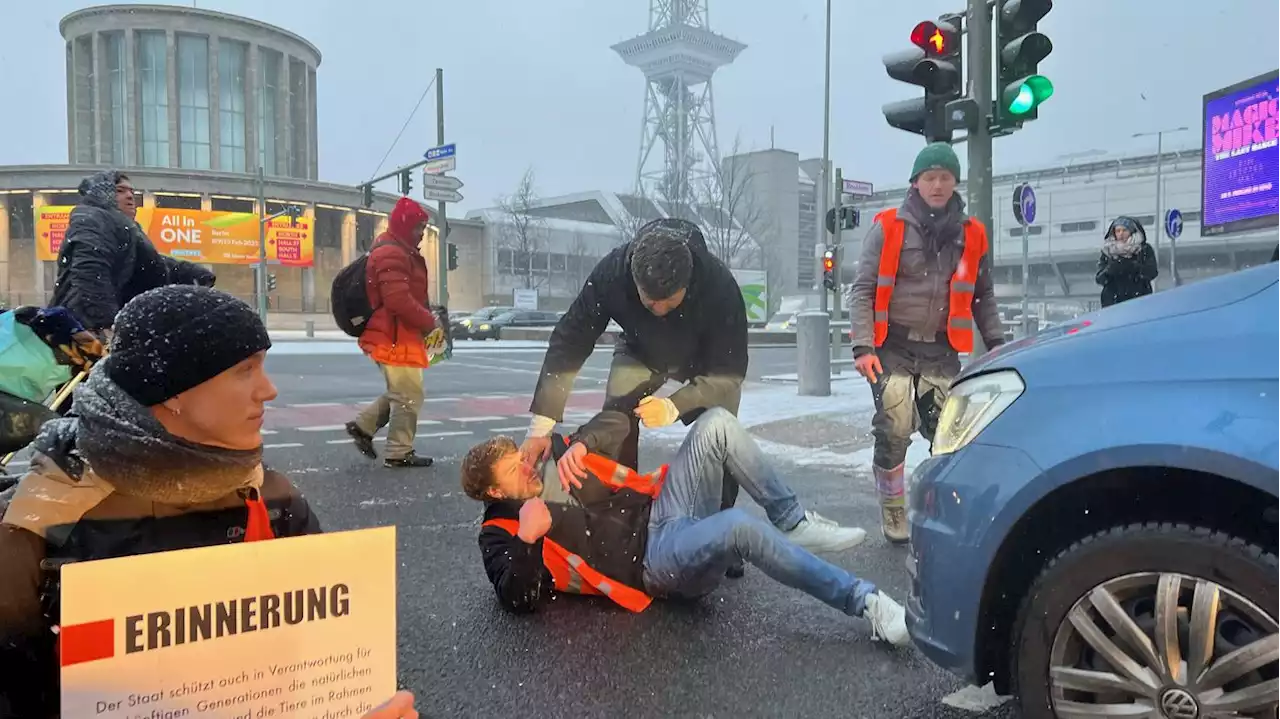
[520,218,750,520]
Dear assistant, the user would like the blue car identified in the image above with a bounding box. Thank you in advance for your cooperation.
[906,263,1279,718]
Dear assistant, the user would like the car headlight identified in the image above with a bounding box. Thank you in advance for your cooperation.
[931,369,1025,456]
[479,323,491,330]
[462,319,473,327]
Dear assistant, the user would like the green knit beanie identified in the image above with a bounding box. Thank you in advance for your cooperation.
[910,142,961,183]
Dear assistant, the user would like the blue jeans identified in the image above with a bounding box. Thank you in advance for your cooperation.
[642,408,877,616]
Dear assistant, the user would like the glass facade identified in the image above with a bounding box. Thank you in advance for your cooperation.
[258,49,280,175]
[137,31,168,167]
[218,39,247,172]
[104,32,127,165]
[177,34,211,169]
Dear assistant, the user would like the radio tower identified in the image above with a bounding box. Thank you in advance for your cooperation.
[612,1,745,215]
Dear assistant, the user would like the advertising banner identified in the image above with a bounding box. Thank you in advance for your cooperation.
[1201,70,1279,236]
[36,207,315,267]
[60,526,397,719]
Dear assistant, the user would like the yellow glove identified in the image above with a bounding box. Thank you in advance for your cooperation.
[635,396,680,428]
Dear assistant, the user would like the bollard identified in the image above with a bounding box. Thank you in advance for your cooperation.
[305,320,315,338]
[797,310,832,397]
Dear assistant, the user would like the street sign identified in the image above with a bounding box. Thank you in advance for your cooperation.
[1012,183,1037,225]
[424,143,457,175]
[842,179,874,197]
[421,174,464,191]
[1165,208,1183,241]
[423,187,464,203]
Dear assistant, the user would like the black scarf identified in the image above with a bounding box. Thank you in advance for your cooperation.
[903,188,965,252]
[33,369,263,505]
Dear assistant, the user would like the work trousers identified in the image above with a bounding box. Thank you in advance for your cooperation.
[354,363,425,461]
[869,334,960,469]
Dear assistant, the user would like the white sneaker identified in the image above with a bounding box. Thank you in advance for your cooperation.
[786,511,867,553]
[863,591,909,646]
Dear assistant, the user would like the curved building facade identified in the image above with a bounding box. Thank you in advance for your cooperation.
[60,4,321,179]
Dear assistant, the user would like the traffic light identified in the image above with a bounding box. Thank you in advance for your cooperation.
[822,249,837,291]
[266,272,277,292]
[995,0,1054,128]
[825,206,862,234]
[360,184,373,208]
[882,18,963,143]
[446,242,458,271]
[399,169,413,196]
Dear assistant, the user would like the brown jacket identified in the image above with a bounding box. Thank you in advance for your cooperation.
[847,202,1004,353]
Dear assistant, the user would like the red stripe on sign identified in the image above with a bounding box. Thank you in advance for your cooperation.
[60,618,115,667]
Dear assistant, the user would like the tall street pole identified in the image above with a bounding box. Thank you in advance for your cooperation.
[966,0,994,236]
[1134,126,1188,288]
[435,68,449,306]
[256,166,268,321]
[817,0,832,314]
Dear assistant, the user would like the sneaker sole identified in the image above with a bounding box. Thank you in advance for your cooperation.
[793,529,868,554]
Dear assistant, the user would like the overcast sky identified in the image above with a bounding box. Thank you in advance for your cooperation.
[2,1,1276,214]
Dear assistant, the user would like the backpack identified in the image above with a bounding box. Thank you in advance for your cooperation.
[330,238,403,338]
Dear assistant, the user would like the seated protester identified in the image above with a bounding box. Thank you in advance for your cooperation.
[461,407,909,644]
[0,285,322,718]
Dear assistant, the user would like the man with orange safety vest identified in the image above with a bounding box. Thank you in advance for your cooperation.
[846,143,1006,544]
[460,407,910,644]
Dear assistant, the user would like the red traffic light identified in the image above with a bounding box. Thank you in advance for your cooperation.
[822,254,835,272]
[910,20,957,56]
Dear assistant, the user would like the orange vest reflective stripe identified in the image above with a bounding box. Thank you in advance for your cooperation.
[871,207,990,353]
[580,453,668,498]
[483,518,654,613]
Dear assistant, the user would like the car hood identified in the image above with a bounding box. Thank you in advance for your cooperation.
[960,264,1279,381]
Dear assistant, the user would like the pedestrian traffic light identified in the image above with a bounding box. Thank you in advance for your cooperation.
[360,184,374,208]
[825,206,862,235]
[399,169,413,196]
[266,272,277,292]
[446,242,458,271]
[822,249,837,291]
[882,18,962,143]
[995,0,1054,128]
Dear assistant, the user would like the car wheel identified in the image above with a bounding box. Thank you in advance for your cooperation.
[1011,522,1278,719]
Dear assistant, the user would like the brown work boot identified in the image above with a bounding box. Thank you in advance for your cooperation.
[873,464,910,545]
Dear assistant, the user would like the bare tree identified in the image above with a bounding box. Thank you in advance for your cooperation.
[496,167,548,290]
[697,135,765,268]
[565,231,594,290]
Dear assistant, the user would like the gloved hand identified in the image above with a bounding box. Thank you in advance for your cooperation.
[635,396,679,428]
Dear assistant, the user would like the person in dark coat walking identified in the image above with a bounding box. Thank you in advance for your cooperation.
[0,285,321,718]
[48,170,213,335]
[1096,216,1158,308]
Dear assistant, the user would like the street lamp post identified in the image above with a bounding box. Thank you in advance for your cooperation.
[817,0,832,314]
[1133,127,1189,287]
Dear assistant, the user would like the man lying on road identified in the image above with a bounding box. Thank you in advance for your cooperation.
[460,407,909,644]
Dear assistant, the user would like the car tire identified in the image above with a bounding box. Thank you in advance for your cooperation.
[1009,522,1278,719]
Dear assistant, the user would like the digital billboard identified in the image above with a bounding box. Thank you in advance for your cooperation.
[1201,70,1279,237]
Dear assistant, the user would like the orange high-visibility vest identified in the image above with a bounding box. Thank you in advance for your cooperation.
[872,208,990,353]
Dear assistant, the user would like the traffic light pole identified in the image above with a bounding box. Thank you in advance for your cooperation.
[817,0,832,314]
[966,0,994,240]
[434,68,450,307]
[831,167,843,373]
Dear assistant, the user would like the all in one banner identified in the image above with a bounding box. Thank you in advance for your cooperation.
[36,206,315,267]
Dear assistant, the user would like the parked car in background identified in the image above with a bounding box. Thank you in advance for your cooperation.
[906,263,1278,718]
[452,306,512,340]
[469,309,560,340]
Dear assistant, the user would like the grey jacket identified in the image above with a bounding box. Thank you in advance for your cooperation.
[847,200,1004,355]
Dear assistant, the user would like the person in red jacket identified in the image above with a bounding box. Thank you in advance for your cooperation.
[345,197,438,468]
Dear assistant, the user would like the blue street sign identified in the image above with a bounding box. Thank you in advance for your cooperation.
[1165,208,1183,241]
[1019,184,1037,225]
[424,143,456,161]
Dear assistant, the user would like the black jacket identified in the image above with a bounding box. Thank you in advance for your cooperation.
[1096,244,1158,308]
[478,428,654,614]
[530,226,748,421]
[48,171,210,331]
[0,440,321,718]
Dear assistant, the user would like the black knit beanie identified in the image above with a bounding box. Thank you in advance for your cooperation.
[104,285,272,406]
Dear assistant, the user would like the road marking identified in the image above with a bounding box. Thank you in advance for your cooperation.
[417,419,442,426]
[419,430,474,438]
[288,402,345,408]
[298,424,346,432]
[940,684,1011,712]
[423,397,459,403]
[261,430,278,435]
[452,416,507,423]
[488,426,529,433]
[264,442,304,449]
[474,394,512,399]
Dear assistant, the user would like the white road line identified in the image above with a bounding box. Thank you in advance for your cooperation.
[423,397,459,403]
[451,416,508,423]
[474,394,512,399]
[298,424,346,432]
[264,443,304,449]
[287,402,345,408]
[419,431,474,438]
[417,419,442,426]
[488,426,528,433]
[261,430,278,435]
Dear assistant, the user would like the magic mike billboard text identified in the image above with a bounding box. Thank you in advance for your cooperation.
[1201,70,1279,236]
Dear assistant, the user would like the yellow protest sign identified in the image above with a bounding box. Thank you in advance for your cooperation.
[59,527,397,719]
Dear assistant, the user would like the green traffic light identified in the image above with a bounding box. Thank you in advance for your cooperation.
[1007,75,1054,115]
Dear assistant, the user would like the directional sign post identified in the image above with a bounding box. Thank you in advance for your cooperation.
[1013,183,1037,337]
[423,187,464,203]
[1166,208,1183,286]
[841,178,874,197]
[421,173,464,203]
[423,143,457,175]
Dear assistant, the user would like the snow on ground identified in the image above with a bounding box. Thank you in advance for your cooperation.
[268,337,553,356]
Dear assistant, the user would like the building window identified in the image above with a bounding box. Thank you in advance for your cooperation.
[1060,220,1098,234]
[137,31,169,167]
[258,49,281,175]
[288,58,308,178]
[177,35,211,169]
[218,39,247,172]
[73,36,95,164]
[1007,225,1044,237]
[104,32,127,164]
